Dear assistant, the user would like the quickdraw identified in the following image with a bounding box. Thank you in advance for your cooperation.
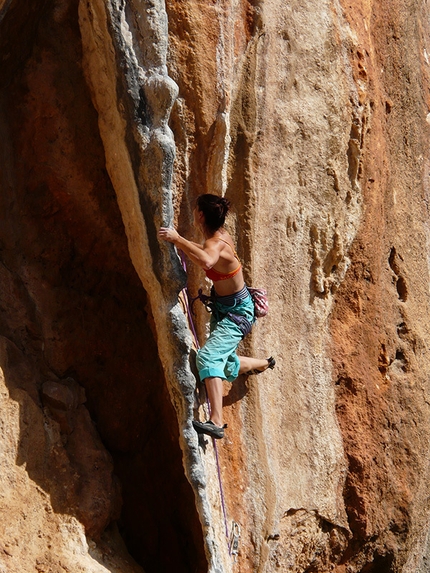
[229,521,241,562]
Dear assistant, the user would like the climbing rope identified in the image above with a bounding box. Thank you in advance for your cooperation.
[179,251,231,544]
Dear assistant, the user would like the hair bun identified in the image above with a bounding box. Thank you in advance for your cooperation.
[196,193,231,232]
[218,197,231,216]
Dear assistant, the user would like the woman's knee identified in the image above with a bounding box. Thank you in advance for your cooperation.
[196,347,210,371]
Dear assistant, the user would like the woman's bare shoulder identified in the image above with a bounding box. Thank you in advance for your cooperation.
[214,231,235,244]
[203,237,224,249]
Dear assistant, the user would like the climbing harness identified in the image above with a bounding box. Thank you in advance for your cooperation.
[179,252,231,544]
[191,286,254,338]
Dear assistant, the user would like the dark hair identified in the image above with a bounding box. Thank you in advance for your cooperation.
[196,194,231,233]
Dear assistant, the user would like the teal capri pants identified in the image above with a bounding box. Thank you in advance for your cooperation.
[196,289,255,382]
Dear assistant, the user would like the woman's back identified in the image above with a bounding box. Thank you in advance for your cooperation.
[205,234,244,296]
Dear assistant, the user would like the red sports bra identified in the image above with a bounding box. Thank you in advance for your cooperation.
[204,238,242,282]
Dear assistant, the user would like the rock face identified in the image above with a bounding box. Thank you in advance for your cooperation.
[0,0,429,572]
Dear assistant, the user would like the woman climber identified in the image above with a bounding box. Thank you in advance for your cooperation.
[159,194,275,439]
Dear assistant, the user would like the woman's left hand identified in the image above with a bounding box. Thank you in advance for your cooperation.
[159,227,179,243]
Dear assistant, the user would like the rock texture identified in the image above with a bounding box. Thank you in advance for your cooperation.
[0,0,430,572]
[0,0,204,571]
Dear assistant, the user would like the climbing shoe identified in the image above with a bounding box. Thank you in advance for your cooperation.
[245,356,276,376]
[192,420,227,439]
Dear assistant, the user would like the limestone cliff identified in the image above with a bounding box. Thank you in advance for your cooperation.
[0,0,429,572]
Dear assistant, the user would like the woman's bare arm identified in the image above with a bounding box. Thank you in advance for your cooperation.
[158,227,221,269]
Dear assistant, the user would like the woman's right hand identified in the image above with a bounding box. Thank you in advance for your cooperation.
[158,227,180,243]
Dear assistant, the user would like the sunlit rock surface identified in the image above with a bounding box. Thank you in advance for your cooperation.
[0,0,429,572]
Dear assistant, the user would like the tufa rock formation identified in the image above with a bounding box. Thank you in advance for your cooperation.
[0,0,429,572]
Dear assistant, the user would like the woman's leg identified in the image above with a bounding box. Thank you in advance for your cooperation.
[238,356,273,374]
[204,376,224,427]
